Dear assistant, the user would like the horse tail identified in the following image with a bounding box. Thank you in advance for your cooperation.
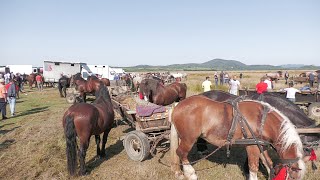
[65,115,77,176]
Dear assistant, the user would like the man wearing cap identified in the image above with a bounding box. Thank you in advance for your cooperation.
[0,78,8,120]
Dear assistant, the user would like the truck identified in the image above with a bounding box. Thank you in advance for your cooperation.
[43,60,92,87]
[83,65,125,80]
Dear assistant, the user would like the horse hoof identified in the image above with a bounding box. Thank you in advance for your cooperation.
[175,171,184,180]
[78,170,89,176]
[188,174,198,180]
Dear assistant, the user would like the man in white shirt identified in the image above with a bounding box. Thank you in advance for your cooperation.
[229,75,241,95]
[264,77,272,91]
[202,76,212,92]
[283,83,301,102]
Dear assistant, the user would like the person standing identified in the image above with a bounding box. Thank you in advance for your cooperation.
[202,76,212,92]
[36,74,43,91]
[264,77,272,91]
[0,78,8,120]
[317,73,320,90]
[256,77,268,94]
[283,82,301,102]
[239,72,243,80]
[309,72,315,88]
[284,71,289,84]
[224,73,229,84]
[219,71,224,85]
[5,79,18,117]
[214,72,219,86]
[4,72,10,84]
[229,75,241,95]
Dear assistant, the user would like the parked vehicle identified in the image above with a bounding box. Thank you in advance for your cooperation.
[6,65,33,75]
[43,61,91,87]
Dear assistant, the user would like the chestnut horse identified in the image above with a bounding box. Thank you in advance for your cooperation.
[139,78,187,106]
[62,83,114,176]
[172,95,305,180]
[201,90,320,175]
[70,74,109,102]
[266,71,282,82]
[26,73,36,89]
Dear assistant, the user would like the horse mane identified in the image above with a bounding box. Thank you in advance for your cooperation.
[251,93,315,128]
[247,100,303,157]
[88,75,99,80]
[94,82,111,104]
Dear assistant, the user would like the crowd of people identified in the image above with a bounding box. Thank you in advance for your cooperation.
[201,70,320,103]
[202,71,242,95]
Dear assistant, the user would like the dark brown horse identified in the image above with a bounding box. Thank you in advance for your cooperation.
[172,95,306,180]
[139,78,187,106]
[62,83,114,176]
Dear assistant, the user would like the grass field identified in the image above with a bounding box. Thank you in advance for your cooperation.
[0,70,319,180]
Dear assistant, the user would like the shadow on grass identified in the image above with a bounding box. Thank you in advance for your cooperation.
[0,123,14,129]
[0,126,21,135]
[86,139,124,174]
[14,106,49,118]
[0,139,15,151]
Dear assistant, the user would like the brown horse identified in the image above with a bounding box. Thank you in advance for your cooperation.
[172,95,306,180]
[266,71,283,82]
[70,74,106,102]
[62,83,114,176]
[139,78,187,106]
[26,73,36,89]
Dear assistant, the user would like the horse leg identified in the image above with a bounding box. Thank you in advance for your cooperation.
[259,150,273,176]
[83,93,87,103]
[59,87,63,97]
[176,139,198,180]
[100,128,111,158]
[95,135,101,157]
[79,141,89,176]
[246,145,260,180]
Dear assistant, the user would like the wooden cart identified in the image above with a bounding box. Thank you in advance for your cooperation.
[239,89,320,120]
[111,98,172,161]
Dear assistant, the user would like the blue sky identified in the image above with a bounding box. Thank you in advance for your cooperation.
[0,0,319,67]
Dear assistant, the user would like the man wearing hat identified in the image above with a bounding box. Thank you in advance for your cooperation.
[0,78,8,120]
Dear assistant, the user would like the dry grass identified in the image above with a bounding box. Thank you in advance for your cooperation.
[0,70,319,180]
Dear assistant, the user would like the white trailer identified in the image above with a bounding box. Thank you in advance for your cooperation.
[43,61,89,87]
[7,65,33,75]
[84,65,116,80]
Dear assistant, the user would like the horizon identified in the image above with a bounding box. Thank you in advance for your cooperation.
[1,1,319,67]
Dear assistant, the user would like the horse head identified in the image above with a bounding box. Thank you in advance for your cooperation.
[258,101,306,180]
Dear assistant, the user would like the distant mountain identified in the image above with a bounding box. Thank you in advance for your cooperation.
[123,59,320,71]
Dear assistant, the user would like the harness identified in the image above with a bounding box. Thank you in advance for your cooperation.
[225,96,300,180]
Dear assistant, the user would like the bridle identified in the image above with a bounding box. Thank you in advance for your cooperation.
[225,96,302,180]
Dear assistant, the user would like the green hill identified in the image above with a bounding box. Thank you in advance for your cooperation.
[123,59,319,71]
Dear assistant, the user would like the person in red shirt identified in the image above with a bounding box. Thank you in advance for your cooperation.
[256,77,268,94]
[35,74,43,91]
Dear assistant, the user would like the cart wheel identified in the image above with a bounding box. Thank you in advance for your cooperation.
[66,94,76,104]
[123,130,150,161]
[308,102,320,120]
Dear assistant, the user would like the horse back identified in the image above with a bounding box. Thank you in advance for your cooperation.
[172,96,235,140]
